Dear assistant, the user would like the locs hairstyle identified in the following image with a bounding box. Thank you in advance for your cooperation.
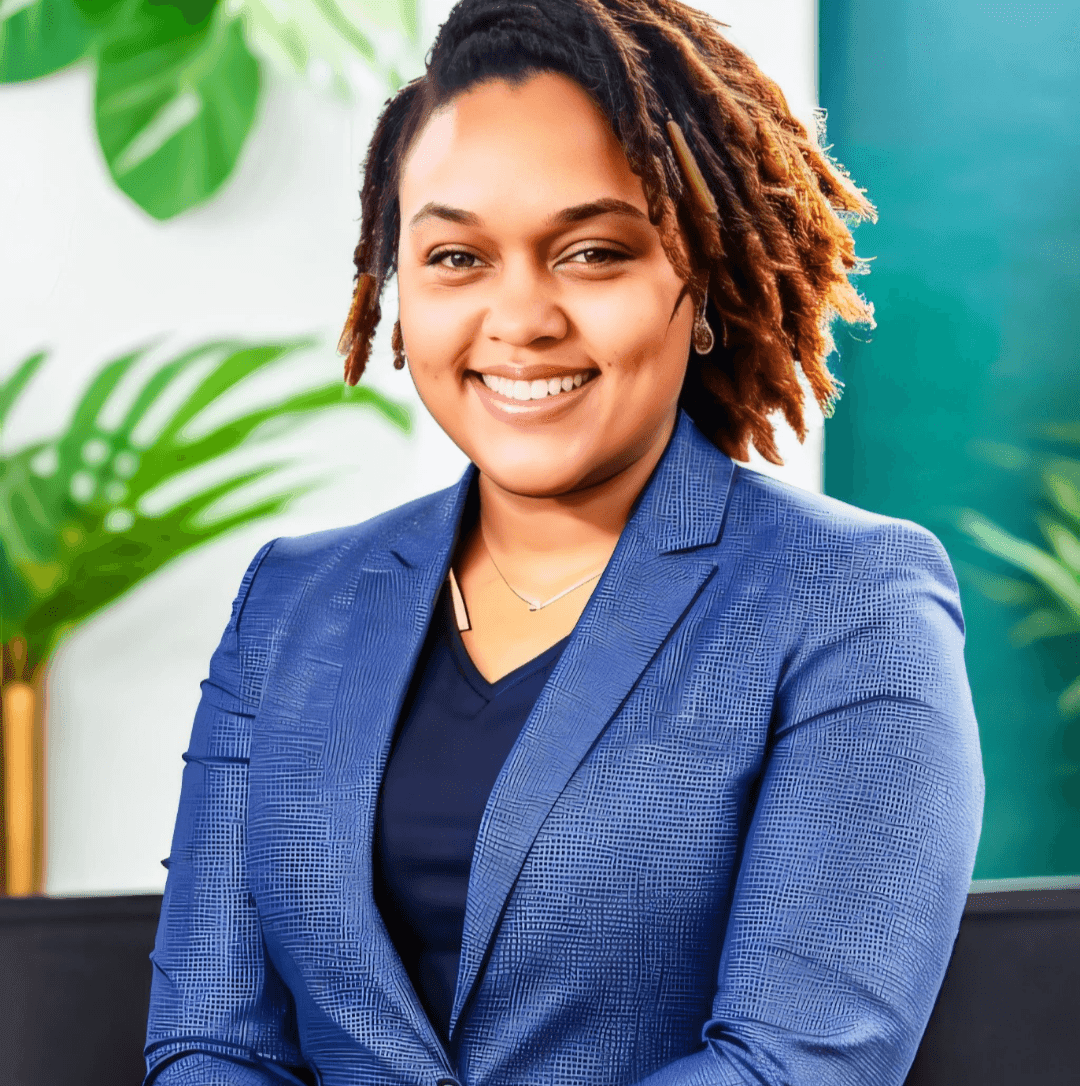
[337,0,877,465]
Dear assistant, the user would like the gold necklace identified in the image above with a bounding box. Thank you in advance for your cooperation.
[485,549,605,611]
[446,540,608,633]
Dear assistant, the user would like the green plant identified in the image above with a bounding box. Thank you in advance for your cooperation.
[0,339,409,675]
[0,0,420,219]
[956,426,1080,720]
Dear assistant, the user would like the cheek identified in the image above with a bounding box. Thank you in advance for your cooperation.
[397,276,477,376]
[580,278,689,374]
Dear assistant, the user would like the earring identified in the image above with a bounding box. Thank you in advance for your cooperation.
[391,320,406,370]
[692,296,715,355]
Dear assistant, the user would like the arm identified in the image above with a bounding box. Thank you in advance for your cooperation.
[144,541,314,1086]
[636,521,985,1086]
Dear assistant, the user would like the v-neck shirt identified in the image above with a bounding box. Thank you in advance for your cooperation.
[373,579,571,1047]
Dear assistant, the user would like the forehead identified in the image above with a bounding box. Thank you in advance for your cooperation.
[398,71,648,222]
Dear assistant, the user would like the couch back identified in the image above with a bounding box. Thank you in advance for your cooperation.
[0,888,1076,1085]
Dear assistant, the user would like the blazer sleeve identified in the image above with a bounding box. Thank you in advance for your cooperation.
[143,540,314,1086]
[632,521,985,1086]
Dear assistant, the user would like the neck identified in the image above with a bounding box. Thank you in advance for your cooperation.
[473,412,677,593]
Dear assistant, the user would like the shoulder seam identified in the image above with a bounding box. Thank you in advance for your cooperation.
[232,539,279,713]
[233,538,279,633]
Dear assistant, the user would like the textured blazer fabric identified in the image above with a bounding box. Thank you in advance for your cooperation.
[144,410,985,1086]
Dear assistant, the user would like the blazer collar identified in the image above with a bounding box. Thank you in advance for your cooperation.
[387,408,735,571]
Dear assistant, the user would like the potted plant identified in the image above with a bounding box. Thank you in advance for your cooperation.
[0,338,408,893]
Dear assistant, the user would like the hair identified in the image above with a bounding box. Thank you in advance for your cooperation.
[338,0,877,465]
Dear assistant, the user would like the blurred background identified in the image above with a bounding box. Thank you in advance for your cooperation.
[0,0,1076,898]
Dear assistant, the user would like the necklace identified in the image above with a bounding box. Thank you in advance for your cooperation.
[485,543,606,612]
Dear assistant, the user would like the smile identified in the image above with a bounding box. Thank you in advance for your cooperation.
[477,371,596,402]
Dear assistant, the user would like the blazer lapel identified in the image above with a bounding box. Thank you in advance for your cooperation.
[315,467,478,1054]
[448,411,736,1036]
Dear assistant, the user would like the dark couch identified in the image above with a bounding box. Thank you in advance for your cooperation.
[0,887,1076,1085]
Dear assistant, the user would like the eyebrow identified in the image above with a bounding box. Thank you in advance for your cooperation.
[408,197,648,231]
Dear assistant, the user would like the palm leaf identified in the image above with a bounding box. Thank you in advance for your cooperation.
[952,559,1044,607]
[1038,514,1080,572]
[1042,422,1080,443]
[957,431,1080,724]
[1061,675,1080,719]
[956,509,1080,623]
[131,374,405,498]
[0,442,65,569]
[21,477,304,649]
[1,337,410,672]
[0,351,48,432]
[150,340,306,446]
[109,339,244,447]
[1008,608,1080,648]
[54,343,155,460]
[1043,465,1080,529]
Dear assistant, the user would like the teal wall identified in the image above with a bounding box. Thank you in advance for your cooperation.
[819,1,1080,877]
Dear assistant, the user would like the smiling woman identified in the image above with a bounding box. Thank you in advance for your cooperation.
[399,75,691,472]
[143,2,985,1085]
[394,72,697,680]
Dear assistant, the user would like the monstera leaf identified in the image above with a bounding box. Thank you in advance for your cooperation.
[1,0,420,218]
[0,339,410,672]
[94,3,260,220]
[0,0,115,82]
[239,0,418,96]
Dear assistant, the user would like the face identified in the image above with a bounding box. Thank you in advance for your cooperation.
[397,71,694,498]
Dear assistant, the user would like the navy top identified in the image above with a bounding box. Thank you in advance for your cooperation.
[373,580,570,1045]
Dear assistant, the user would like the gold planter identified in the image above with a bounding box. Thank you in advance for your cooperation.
[1,640,46,896]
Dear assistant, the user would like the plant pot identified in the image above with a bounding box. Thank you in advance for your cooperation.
[1,656,46,897]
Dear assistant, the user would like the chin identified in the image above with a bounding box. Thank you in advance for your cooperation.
[477,440,644,500]
[479,460,587,499]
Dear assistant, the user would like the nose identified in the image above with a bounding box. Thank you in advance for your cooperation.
[481,260,568,347]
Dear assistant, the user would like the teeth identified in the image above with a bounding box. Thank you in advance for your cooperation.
[479,371,592,401]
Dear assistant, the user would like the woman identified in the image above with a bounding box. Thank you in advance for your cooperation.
[144,1,984,1084]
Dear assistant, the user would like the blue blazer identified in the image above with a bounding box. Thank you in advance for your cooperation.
[145,410,984,1086]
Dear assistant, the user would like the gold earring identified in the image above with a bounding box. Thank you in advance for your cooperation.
[391,320,406,370]
[692,295,715,355]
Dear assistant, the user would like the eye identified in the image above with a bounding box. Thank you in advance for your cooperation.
[429,249,481,269]
[562,246,630,266]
